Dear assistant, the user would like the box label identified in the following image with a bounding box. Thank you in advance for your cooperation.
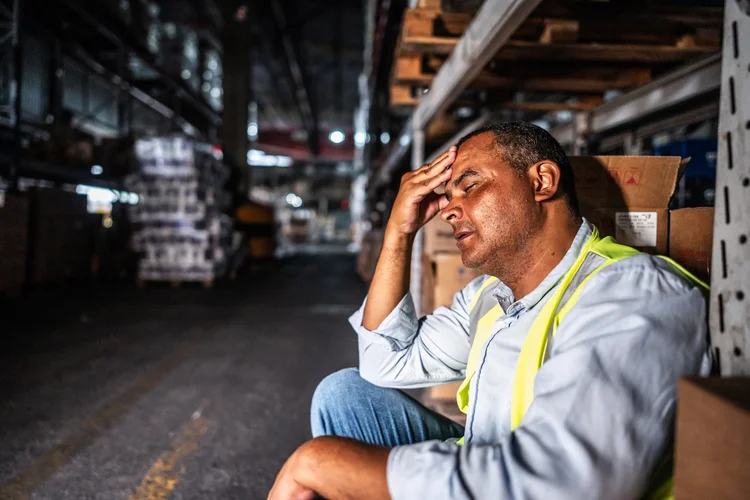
[615,212,658,247]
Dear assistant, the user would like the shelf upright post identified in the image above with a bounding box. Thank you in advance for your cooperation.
[709,0,750,375]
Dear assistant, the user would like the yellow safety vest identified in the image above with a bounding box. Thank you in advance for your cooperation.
[453,226,708,500]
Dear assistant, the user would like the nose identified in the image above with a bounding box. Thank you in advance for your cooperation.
[440,198,462,223]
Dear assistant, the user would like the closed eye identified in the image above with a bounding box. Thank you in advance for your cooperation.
[464,183,477,193]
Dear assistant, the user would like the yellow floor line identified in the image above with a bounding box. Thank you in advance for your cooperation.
[0,342,196,500]
[129,409,211,500]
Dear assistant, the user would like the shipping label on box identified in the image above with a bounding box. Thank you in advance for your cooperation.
[615,212,658,247]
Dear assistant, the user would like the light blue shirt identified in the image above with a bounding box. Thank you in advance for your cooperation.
[349,220,711,500]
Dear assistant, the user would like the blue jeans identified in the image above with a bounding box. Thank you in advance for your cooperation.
[310,368,464,447]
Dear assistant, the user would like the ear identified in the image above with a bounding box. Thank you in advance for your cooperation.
[528,161,561,203]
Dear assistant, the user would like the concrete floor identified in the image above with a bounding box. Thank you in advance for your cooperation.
[0,254,366,499]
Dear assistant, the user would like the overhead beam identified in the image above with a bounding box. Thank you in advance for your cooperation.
[413,0,544,127]
[270,0,320,156]
[549,53,721,145]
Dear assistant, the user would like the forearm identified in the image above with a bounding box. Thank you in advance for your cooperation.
[362,228,414,331]
[294,437,391,500]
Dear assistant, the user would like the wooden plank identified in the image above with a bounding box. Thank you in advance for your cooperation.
[493,99,603,112]
[402,36,719,63]
[539,19,579,44]
[395,54,651,92]
[390,84,420,107]
[397,8,723,54]
[498,40,718,63]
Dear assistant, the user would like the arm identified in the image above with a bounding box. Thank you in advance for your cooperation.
[363,148,455,330]
[384,257,711,499]
[268,437,390,500]
[352,147,482,388]
[352,276,485,388]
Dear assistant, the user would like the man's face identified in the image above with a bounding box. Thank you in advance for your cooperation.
[440,133,539,273]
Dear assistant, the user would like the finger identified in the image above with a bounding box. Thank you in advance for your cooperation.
[425,149,457,176]
[412,148,454,176]
[411,165,453,197]
[430,147,456,167]
[438,194,449,211]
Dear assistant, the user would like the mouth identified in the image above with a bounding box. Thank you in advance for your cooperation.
[454,230,475,248]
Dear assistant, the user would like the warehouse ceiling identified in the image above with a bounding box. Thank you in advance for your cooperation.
[21,0,363,163]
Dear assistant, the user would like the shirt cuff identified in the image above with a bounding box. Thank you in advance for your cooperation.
[387,442,462,500]
[348,293,420,349]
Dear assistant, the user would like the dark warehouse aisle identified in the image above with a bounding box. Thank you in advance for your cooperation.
[0,255,366,500]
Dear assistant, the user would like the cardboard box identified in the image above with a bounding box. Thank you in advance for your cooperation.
[423,216,459,255]
[669,208,714,282]
[570,156,686,255]
[421,253,482,315]
[674,377,750,500]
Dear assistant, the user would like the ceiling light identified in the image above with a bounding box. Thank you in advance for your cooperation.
[91,165,103,175]
[247,122,258,138]
[380,132,390,144]
[181,69,191,80]
[248,149,293,167]
[455,106,474,119]
[399,134,410,147]
[354,131,366,147]
[329,130,345,144]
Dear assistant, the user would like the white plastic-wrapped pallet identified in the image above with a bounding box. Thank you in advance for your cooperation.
[126,135,233,285]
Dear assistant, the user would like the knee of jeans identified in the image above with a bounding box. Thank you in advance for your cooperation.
[310,367,362,437]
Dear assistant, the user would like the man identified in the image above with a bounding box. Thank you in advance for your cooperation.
[269,123,711,500]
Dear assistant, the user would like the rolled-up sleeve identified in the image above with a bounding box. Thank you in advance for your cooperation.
[349,276,488,388]
[386,256,711,500]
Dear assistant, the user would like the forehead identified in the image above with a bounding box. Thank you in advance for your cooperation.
[452,133,504,175]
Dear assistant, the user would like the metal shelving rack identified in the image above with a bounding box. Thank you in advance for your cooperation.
[0,0,223,193]
[710,0,749,375]
[363,0,747,359]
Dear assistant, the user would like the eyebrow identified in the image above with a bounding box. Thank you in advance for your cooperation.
[451,169,480,188]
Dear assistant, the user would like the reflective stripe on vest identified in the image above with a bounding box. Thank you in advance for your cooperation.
[453,226,708,500]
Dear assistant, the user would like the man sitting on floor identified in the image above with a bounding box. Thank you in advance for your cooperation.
[269,122,711,500]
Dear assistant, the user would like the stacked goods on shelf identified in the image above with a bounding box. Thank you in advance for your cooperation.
[28,189,100,286]
[126,136,232,285]
[24,122,94,170]
[157,24,200,94]
[0,193,30,296]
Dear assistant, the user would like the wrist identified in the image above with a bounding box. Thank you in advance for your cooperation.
[384,225,415,249]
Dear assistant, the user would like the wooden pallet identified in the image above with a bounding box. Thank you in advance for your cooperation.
[389,6,721,110]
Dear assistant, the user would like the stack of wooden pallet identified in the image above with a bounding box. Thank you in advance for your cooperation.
[390,2,722,112]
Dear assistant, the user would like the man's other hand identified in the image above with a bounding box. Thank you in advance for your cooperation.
[268,437,391,500]
[267,448,317,500]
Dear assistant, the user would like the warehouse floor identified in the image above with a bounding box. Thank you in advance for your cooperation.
[0,254,365,500]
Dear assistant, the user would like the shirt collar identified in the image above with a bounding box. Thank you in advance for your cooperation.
[492,218,593,314]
